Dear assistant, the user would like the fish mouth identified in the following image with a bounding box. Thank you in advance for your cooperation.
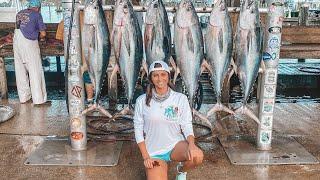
[123,4,129,13]
[246,0,254,9]
[186,4,192,11]
[153,3,158,9]
[182,1,192,11]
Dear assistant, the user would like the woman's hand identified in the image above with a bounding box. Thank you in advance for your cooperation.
[187,143,198,161]
[143,157,159,169]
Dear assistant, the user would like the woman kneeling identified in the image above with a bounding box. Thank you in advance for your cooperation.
[134,61,204,180]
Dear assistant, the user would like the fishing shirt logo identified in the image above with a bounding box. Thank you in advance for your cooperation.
[164,106,179,122]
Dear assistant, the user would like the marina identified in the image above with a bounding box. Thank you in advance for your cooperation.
[0,0,320,179]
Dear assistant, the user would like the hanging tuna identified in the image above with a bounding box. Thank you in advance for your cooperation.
[234,0,263,124]
[111,0,143,117]
[81,0,112,117]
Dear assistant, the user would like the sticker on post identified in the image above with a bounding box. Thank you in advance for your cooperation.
[264,85,276,98]
[69,75,80,83]
[269,36,280,50]
[265,69,277,84]
[261,115,273,129]
[71,85,82,98]
[263,52,272,61]
[271,1,283,7]
[71,118,82,129]
[268,26,281,34]
[271,52,277,60]
[260,131,272,144]
[262,99,275,113]
[71,132,84,140]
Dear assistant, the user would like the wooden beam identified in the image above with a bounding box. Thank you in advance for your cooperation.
[282,26,320,44]
[0,57,8,99]
[280,44,320,59]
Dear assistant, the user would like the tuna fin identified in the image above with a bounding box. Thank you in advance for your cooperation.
[124,26,131,56]
[230,57,237,76]
[163,36,170,55]
[235,106,260,125]
[186,28,194,53]
[114,29,122,60]
[169,56,176,70]
[150,25,155,51]
[81,104,112,118]
[109,64,119,89]
[201,59,212,75]
[256,27,263,52]
[173,66,180,84]
[207,103,234,118]
[218,29,223,53]
[193,109,212,129]
[112,106,134,120]
[247,30,252,53]
[110,29,114,47]
[141,60,148,84]
[259,61,265,73]
[96,104,113,118]
[82,104,97,115]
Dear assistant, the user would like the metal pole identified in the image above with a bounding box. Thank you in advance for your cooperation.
[63,0,87,151]
[0,57,8,99]
[257,0,284,150]
[77,5,268,13]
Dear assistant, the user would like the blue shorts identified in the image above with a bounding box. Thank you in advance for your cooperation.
[83,71,92,84]
[151,150,173,162]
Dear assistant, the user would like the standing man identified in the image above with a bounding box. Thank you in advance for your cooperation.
[13,0,50,106]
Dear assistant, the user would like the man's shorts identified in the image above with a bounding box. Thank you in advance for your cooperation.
[83,71,92,84]
[151,149,173,162]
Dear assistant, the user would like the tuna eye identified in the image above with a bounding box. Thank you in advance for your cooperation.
[124,4,128,8]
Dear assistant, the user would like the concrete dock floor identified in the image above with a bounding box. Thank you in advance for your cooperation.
[0,99,319,180]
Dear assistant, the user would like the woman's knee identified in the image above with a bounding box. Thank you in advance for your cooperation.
[146,160,168,180]
[193,149,204,165]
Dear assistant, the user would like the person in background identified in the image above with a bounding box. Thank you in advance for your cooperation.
[13,0,51,106]
[55,16,94,104]
[134,61,204,180]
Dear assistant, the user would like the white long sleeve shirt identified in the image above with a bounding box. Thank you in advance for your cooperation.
[134,90,194,156]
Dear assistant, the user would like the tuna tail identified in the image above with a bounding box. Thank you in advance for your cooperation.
[82,103,113,118]
[207,102,234,118]
[234,105,260,124]
[112,106,134,121]
[193,109,212,129]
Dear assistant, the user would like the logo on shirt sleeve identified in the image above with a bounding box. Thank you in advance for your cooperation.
[164,106,179,121]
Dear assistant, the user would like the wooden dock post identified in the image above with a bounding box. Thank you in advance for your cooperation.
[298,4,309,26]
[0,57,8,99]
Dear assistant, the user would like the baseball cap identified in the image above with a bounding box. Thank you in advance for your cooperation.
[28,0,41,8]
[149,61,170,74]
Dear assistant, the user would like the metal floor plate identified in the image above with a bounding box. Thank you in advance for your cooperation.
[25,137,123,166]
[219,135,319,165]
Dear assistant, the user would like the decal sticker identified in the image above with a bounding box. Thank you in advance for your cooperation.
[264,85,276,98]
[71,118,82,129]
[71,85,82,98]
[265,69,277,84]
[261,115,273,129]
[269,36,280,50]
[272,1,283,7]
[262,99,275,113]
[71,132,84,140]
[268,26,281,34]
[260,130,272,144]
[263,52,272,61]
